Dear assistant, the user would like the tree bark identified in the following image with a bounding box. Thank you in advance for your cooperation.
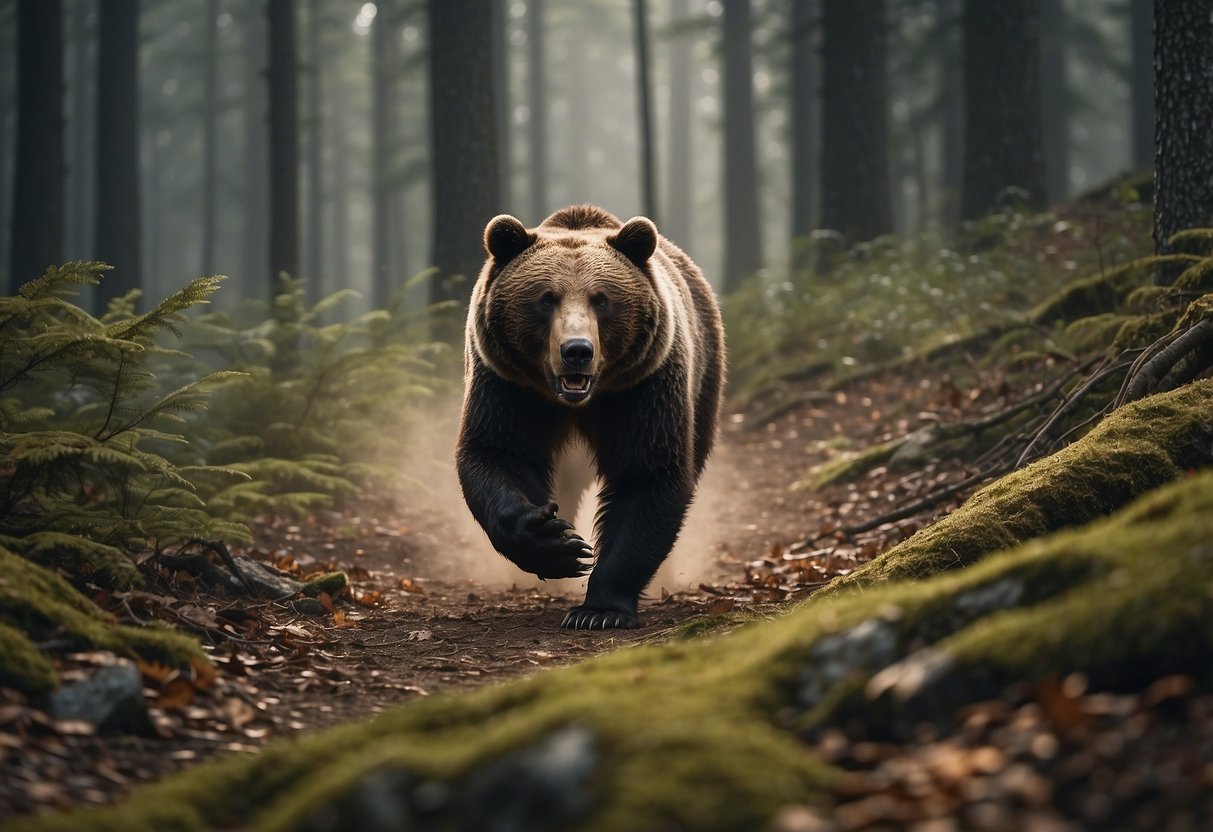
[1152,0,1213,256]
[820,0,890,244]
[1041,0,1069,203]
[9,0,64,292]
[633,0,657,221]
[304,0,324,301]
[94,0,141,308]
[663,0,693,249]
[66,0,94,262]
[493,0,512,212]
[267,0,299,291]
[429,0,500,304]
[327,52,349,302]
[961,0,1046,220]
[720,0,762,292]
[201,0,219,276]
[240,4,269,298]
[371,0,398,308]
[789,0,815,267]
[527,0,547,222]
[939,0,963,227]
[1130,0,1153,171]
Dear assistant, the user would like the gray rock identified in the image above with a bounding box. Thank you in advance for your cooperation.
[798,616,900,710]
[48,660,149,732]
[461,726,597,832]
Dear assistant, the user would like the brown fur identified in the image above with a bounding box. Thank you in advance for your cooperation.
[457,205,725,629]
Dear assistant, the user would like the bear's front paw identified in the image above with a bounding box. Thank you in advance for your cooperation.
[500,502,593,580]
[561,605,641,630]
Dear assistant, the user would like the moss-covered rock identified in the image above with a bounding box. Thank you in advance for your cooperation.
[0,546,206,695]
[1111,307,1184,351]
[1167,227,1213,257]
[14,468,1213,832]
[1030,254,1200,326]
[819,380,1213,595]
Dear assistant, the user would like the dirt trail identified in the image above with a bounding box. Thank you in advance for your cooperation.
[3,376,960,815]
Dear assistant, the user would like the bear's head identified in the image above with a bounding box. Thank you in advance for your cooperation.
[469,209,673,407]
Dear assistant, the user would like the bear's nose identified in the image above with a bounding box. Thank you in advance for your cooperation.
[560,338,594,370]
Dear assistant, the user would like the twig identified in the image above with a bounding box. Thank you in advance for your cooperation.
[1120,320,1213,406]
[1015,358,1133,468]
[181,538,257,594]
[838,468,998,537]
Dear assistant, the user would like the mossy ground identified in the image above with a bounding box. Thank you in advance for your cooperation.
[14,399,1213,832]
[820,380,1213,594]
[0,546,205,696]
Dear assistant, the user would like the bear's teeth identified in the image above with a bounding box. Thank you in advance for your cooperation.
[561,375,590,392]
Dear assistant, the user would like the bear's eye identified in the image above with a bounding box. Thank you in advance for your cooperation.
[539,291,558,309]
[591,293,610,311]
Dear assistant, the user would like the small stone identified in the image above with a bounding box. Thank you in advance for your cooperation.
[47,660,149,733]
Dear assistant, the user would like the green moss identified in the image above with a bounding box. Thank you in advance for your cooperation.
[794,438,902,492]
[1030,254,1201,326]
[1125,284,1184,315]
[1177,294,1213,329]
[1062,313,1133,353]
[1111,308,1183,351]
[11,531,144,590]
[301,571,347,597]
[1167,227,1213,257]
[0,621,57,695]
[1174,258,1213,292]
[819,381,1213,595]
[0,546,206,694]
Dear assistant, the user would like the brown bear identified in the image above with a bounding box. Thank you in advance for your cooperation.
[456,205,725,629]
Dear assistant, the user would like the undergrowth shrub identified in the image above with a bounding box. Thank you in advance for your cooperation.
[0,263,250,587]
[727,204,1149,402]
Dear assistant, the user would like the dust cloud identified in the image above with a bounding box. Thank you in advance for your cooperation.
[389,396,738,598]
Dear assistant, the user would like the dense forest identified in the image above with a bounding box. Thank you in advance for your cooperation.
[3,1,1213,829]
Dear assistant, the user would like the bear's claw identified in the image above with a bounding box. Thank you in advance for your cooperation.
[561,607,641,630]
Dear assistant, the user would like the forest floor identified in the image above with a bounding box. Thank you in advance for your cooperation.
[0,365,990,818]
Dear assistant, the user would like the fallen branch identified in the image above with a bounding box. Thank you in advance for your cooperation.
[1120,320,1213,405]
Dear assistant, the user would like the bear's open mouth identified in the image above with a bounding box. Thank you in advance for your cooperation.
[557,374,594,401]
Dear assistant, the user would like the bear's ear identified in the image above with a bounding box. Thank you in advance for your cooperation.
[484,215,536,266]
[608,217,658,267]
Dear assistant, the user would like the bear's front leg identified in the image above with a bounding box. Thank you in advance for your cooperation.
[560,472,693,629]
[457,365,593,580]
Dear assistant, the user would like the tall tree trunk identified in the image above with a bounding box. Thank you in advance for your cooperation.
[527,0,546,222]
[1130,0,1154,171]
[663,0,693,249]
[147,129,163,291]
[820,0,890,243]
[429,0,499,304]
[66,0,94,261]
[938,0,963,227]
[1152,0,1213,256]
[789,0,815,267]
[720,0,762,292]
[1041,0,1069,203]
[633,0,657,221]
[304,0,323,300]
[201,0,219,275]
[564,34,590,203]
[0,6,13,280]
[961,0,1046,220]
[240,5,269,297]
[493,0,512,211]
[95,0,141,308]
[10,0,64,291]
[328,59,349,300]
[371,1,398,308]
[267,0,299,291]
